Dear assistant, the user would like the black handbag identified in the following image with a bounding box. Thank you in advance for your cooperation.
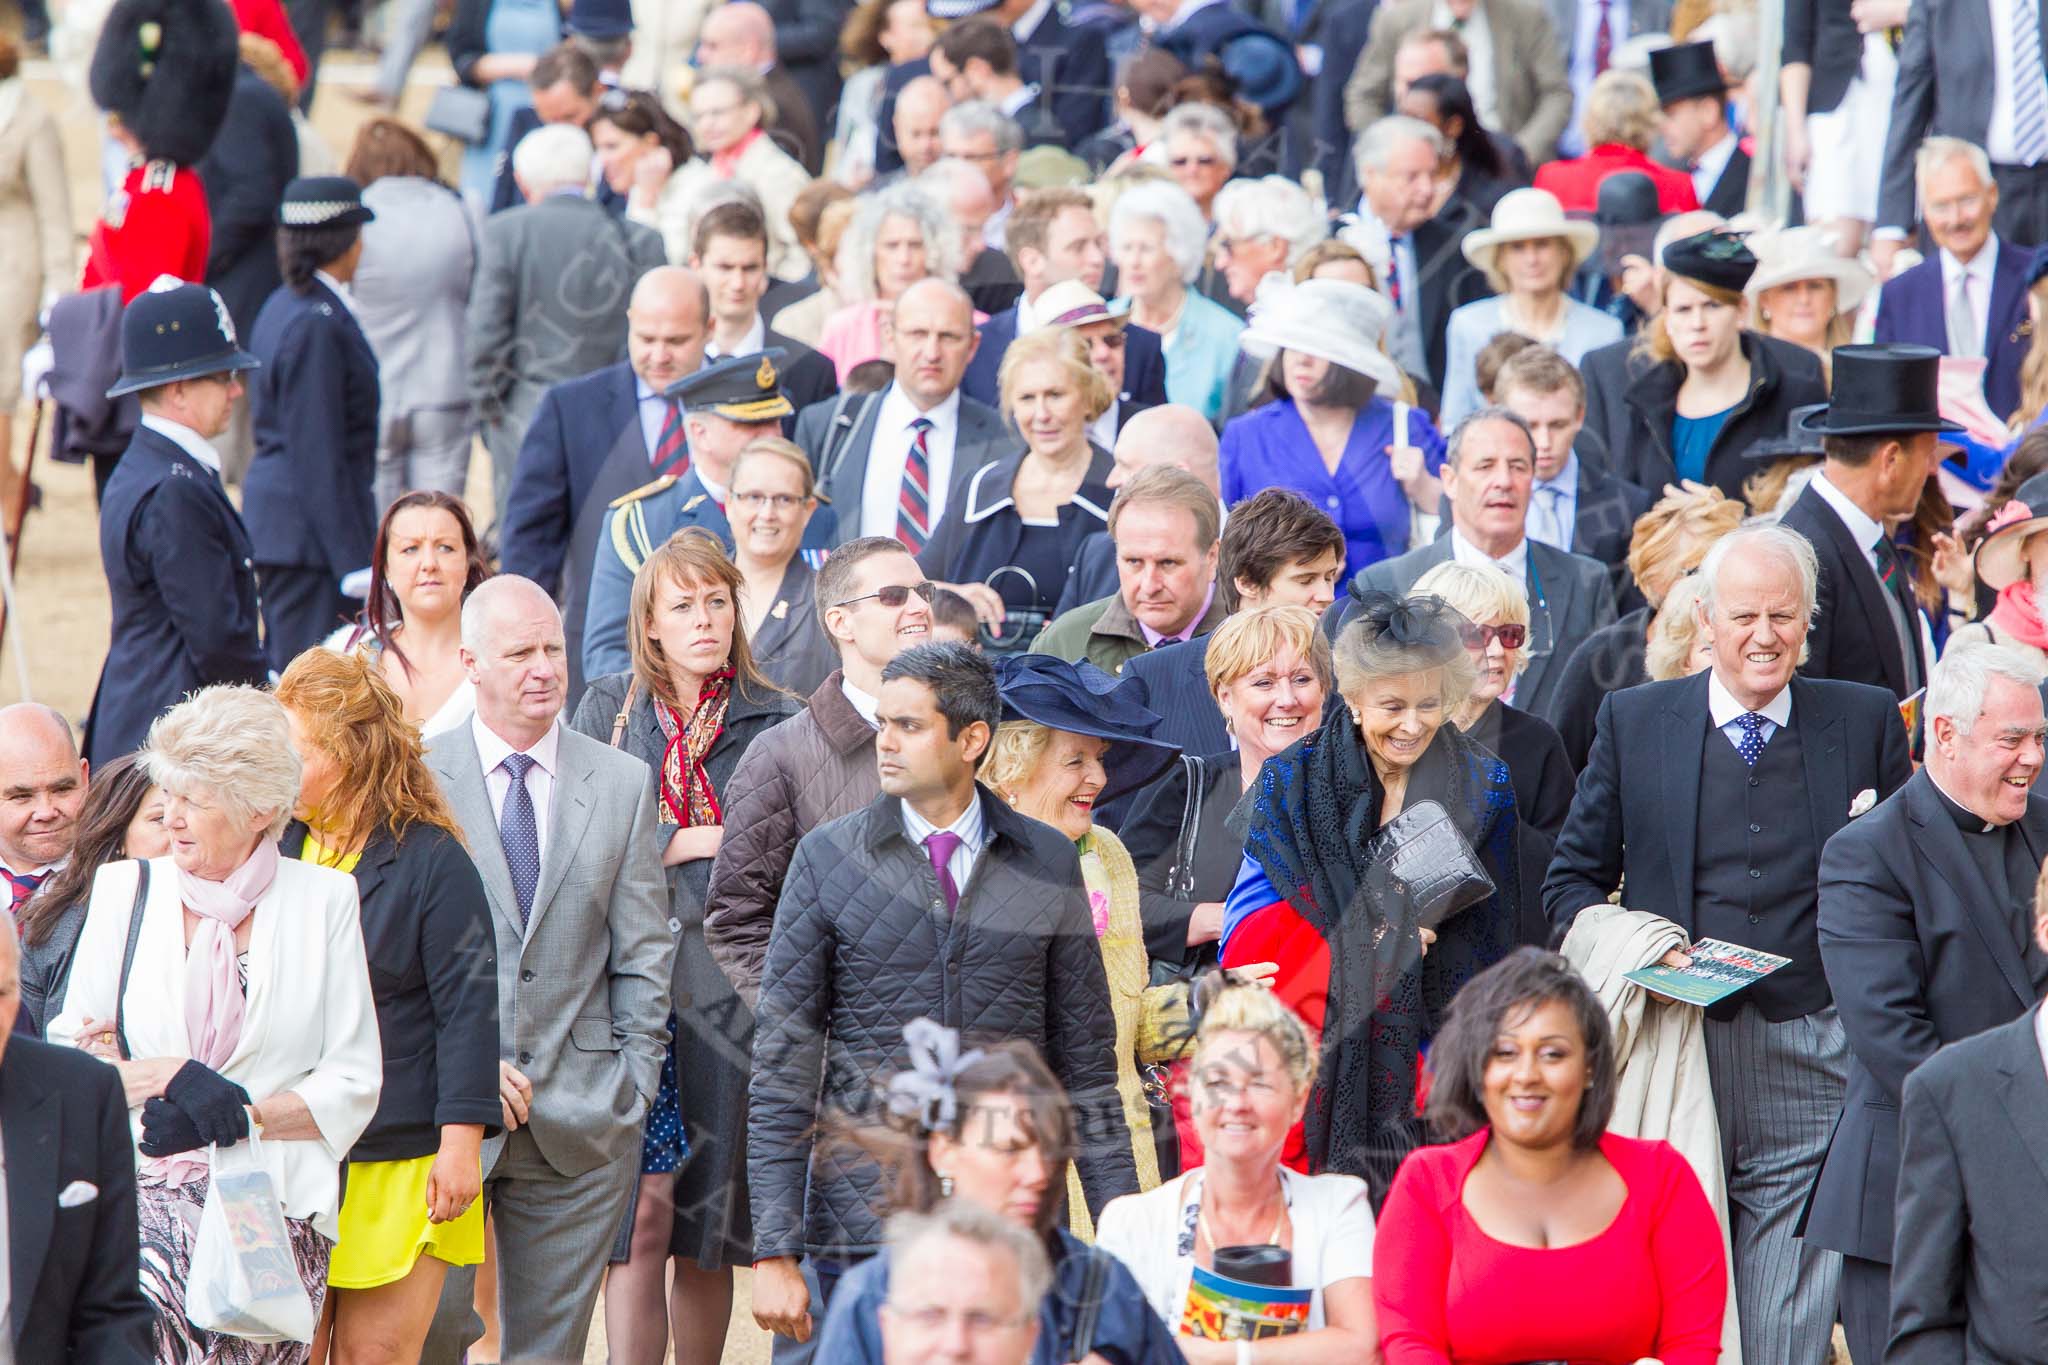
[424,84,492,145]
[1362,799,1495,933]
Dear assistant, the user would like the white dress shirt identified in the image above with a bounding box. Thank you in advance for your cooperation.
[1526,451,1580,552]
[139,413,224,476]
[313,269,361,322]
[635,375,675,466]
[903,792,989,898]
[860,382,965,539]
[1689,130,1739,205]
[1939,241,1999,358]
[1450,527,1531,582]
[1707,668,1793,751]
[705,312,767,361]
[472,715,561,864]
[999,83,1041,119]
[1433,0,1498,127]
[842,676,882,730]
[1809,470,1939,665]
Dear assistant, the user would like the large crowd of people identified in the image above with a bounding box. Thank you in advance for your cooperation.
[12,0,2048,1359]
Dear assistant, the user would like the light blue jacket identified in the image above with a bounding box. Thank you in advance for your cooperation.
[1438,295,1624,428]
[1155,286,1246,423]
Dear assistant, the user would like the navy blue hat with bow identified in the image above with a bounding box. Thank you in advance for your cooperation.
[993,654,1178,806]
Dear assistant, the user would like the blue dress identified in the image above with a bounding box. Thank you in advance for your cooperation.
[1218,396,1447,577]
[1672,404,1736,485]
[459,0,558,203]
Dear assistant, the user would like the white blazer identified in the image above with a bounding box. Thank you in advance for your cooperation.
[50,856,384,1239]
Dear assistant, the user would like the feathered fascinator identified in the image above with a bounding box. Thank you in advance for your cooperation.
[883,1018,985,1134]
[1348,591,1469,654]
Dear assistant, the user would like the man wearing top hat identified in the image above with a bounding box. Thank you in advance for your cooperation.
[1778,344,1958,701]
[1651,41,1751,218]
[241,176,383,670]
[85,282,269,767]
[582,351,837,679]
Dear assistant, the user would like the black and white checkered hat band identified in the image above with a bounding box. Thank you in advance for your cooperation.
[281,200,355,227]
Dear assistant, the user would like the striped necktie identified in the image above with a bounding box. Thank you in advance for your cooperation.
[0,867,42,917]
[897,417,935,552]
[652,398,689,479]
[2016,0,2048,165]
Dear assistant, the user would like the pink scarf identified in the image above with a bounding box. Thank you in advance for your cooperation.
[1990,580,2048,652]
[148,841,279,1187]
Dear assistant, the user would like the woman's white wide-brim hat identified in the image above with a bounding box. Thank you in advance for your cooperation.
[1241,278,1405,392]
[1744,225,1874,313]
[1460,188,1601,277]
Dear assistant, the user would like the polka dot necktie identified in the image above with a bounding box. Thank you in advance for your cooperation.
[499,752,541,927]
[1736,712,1767,767]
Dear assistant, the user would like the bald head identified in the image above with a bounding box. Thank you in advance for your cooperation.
[461,575,560,653]
[628,266,711,391]
[1109,404,1221,496]
[0,703,84,873]
[896,76,952,176]
[461,576,568,745]
[889,278,979,407]
[699,2,776,66]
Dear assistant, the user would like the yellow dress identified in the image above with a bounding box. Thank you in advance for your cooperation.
[309,833,487,1289]
[1066,827,1195,1241]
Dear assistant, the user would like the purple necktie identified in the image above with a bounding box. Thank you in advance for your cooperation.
[925,831,963,914]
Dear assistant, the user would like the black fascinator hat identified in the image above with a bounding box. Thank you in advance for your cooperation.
[1343,592,1471,657]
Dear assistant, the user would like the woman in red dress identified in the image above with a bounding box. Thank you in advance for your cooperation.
[1374,949,1726,1365]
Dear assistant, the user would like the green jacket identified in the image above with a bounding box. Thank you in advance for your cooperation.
[1031,590,1229,675]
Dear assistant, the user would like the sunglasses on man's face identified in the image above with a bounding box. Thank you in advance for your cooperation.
[1457,622,1528,650]
[837,581,937,610]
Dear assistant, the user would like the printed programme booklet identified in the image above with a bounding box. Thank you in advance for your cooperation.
[1624,938,1790,1008]
[1181,1265,1312,1340]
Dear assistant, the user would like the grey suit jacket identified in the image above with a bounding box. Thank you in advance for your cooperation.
[793,387,1012,547]
[425,720,674,1178]
[1878,0,2010,230]
[465,195,666,458]
[1345,0,1573,161]
[1326,533,1619,722]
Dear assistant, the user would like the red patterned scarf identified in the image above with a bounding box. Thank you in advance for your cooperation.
[656,667,734,827]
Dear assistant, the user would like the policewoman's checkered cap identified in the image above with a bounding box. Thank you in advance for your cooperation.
[277,175,376,229]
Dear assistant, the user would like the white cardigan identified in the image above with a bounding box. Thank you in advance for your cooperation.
[50,856,383,1240]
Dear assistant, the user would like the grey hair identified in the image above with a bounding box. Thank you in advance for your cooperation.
[1332,598,1479,715]
[914,157,993,208]
[1354,115,1447,179]
[1444,406,1536,470]
[1211,175,1328,264]
[1109,180,1211,283]
[1916,136,1994,195]
[1694,522,1821,621]
[836,184,959,303]
[693,64,778,129]
[1160,102,1240,170]
[146,686,302,840]
[939,99,1024,155]
[884,1201,1053,1322]
[511,122,593,196]
[461,574,560,656]
[1927,640,2048,735]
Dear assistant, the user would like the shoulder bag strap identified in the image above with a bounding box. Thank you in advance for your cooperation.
[1067,1246,1111,1360]
[816,390,876,492]
[1169,754,1207,899]
[114,859,151,1060]
[609,677,643,749]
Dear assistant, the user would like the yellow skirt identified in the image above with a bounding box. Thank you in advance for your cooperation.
[328,1154,486,1290]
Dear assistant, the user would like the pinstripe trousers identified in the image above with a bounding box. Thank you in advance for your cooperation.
[1702,1002,1850,1365]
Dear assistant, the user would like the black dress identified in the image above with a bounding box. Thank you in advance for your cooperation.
[1549,606,1652,772]
[570,671,801,1268]
[1461,701,1576,948]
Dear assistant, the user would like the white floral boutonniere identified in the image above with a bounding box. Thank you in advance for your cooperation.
[1848,788,1877,819]
[772,599,790,620]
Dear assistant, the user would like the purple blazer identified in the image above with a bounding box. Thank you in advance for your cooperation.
[1872,237,2029,423]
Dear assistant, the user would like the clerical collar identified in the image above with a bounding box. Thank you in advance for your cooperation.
[1927,770,1998,834]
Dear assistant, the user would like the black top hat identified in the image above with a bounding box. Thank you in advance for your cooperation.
[1662,229,1757,292]
[568,0,633,39]
[1650,41,1729,106]
[993,653,1177,806]
[278,176,376,229]
[666,350,795,422]
[1595,171,1664,228]
[1797,344,1967,437]
[107,281,261,399]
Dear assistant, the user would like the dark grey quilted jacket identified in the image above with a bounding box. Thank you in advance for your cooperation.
[748,788,1140,1259]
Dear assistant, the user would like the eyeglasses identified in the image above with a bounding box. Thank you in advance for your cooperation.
[1457,622,1528,650]
[837,581,937,610]
[1091,330,1127,350]
[730,491,809,511]
[1213,234,1272,258]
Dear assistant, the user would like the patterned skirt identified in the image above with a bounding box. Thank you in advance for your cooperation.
[137,1177,332,1364]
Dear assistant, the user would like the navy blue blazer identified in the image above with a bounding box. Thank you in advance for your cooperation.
[242,279,380,576]
[1873,239,2030,422]
[86,426,268,766]
[961,307,1169,413]
[500,360,648,596]
[1015,8,1114,146]
[1122,634,1229,759]
[915,445,1115,614]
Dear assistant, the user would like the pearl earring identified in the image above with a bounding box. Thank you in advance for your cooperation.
[938,1173,954,1198]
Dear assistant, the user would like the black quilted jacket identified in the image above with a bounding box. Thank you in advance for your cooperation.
[748,787,1140,1259]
